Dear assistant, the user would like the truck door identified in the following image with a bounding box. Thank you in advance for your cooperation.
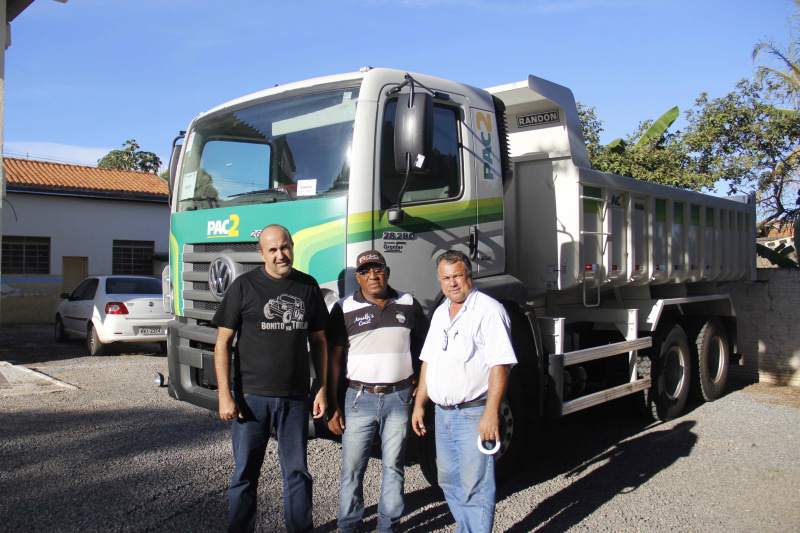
[375,91,476,312]
[471,107,505,277]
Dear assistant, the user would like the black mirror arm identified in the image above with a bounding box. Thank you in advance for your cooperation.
[386,74,448,100]
[388,153,413,225]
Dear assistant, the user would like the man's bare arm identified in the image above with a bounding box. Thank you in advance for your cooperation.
[309,330,328,419]
[326,344,345,434]
[214,327,240,421]
[411,362,430,436]
[478,364,510,442]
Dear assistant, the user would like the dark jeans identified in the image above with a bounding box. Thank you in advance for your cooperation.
[228,394,312,533]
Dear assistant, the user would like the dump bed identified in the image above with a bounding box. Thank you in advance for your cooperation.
[489,76,756,300]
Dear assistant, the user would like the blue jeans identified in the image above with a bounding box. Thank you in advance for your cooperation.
[228,394,313,533]
[435,404,496,533]
[338,385,413,533]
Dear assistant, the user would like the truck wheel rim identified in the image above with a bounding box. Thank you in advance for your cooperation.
[708,335,724,383]
[664,346,686,400]
[497,398,514,460]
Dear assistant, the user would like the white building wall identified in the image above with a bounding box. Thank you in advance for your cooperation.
[1,192,169,323]
[4,193,169,275]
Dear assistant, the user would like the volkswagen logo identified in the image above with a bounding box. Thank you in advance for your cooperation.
[209,257,234,300]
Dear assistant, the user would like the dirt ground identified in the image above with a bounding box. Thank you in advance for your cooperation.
[740,382,800,408]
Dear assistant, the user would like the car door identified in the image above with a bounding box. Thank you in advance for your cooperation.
[64,278,99,335]
[62,279,90,334]
[373,89,476,312]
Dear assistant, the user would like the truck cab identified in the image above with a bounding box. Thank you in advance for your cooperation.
[164,68,513,411]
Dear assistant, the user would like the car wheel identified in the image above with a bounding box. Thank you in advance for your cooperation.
[87,324,105,356]
[159,341,168,354]
[55,316,69,343]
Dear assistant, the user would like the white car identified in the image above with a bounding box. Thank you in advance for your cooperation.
[55,275,174,356]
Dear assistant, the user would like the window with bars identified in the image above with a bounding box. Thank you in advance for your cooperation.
[1,236,51,274]
[112,240,155,275]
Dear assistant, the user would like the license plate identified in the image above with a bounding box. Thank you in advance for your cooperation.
[140,327,162,335]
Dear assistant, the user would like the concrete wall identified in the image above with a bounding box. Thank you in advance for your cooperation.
[724,268,800,386]
[1,192,169,324]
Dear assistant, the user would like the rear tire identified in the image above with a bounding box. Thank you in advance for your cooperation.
[55,316,69,343]
[87,324,105,356]
[638,323,691,421]
[689,318,730,402]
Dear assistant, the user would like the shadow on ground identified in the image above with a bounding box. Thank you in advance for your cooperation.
[0,323,165,364]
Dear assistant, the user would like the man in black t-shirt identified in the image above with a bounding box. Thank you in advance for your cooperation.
[213,224,329,533]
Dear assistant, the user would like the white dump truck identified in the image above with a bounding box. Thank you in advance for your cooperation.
[163,68,755,483]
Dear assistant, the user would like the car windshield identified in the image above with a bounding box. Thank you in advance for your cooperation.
[177,87,359,211]
[106,278,163,295]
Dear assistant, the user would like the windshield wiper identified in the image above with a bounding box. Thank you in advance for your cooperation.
[179,195,218,208]
[229,188,293,201]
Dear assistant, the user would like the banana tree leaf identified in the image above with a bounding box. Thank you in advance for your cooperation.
[756,243,799,268]
[633,106,680,149]
[608,138,627,154]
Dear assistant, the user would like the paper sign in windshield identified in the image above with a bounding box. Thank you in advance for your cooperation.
[182,171,197,198]
[297,179,317,197]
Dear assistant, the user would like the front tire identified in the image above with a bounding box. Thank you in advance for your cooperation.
[413,403,439,488]
[87,324,105,356]
[689,318,730,402]
[55,316,69,343]
[639,323,691,421]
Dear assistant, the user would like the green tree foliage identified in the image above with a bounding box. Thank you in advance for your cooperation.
[578,79,800,230]
[577,104,710,190]
[682,79,800,227]
[752,0,800,110]
[97,139,161,174]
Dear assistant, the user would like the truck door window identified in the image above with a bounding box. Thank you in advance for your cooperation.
[380,99,462,208]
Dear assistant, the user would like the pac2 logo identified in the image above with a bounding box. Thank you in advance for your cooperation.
[476,112,495,180]
[207,214,240,237]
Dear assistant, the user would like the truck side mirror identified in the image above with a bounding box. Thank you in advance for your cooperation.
[389,92,433,225]
[168,132,186,205]
[394,92,433,174]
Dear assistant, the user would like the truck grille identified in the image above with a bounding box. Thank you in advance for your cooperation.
[181,242,262,320]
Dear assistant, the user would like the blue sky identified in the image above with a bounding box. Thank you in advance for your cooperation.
[3,0,792,175]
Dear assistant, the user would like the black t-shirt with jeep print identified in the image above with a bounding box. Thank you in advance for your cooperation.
[212,267,329,396]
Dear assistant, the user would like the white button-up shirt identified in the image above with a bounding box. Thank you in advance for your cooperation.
[420,289,517,406]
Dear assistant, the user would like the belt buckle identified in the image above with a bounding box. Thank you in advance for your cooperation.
[373,385,388,394]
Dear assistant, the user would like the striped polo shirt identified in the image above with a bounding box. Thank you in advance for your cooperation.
[327,287,427,385]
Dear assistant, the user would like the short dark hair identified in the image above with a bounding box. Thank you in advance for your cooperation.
[435,250,472,276]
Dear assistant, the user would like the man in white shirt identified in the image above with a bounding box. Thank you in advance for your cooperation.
[411,250,517,533]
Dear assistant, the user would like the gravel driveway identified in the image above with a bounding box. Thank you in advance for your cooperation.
[1,324,798,533]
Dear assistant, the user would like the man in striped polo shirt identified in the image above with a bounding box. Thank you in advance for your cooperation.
[326,250,428,533]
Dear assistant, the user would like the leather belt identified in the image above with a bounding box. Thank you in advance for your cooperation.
[438,398,488,410]
[349,376,415,395]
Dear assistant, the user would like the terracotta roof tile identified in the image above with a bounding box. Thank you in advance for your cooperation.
[3,157,168,199]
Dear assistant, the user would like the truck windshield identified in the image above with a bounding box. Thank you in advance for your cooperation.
[177,87,359,211]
